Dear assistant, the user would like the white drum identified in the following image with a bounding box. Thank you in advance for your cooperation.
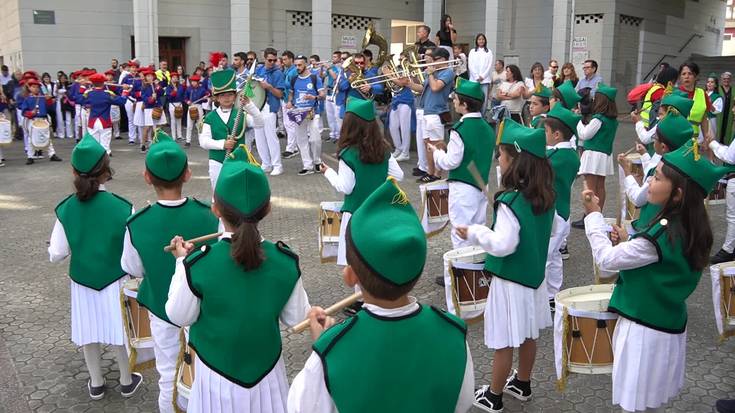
[175,327,196,411]
[0,116,11,145]
[419,180,449,237]
[110,105,121,123]
[121,278,156,371]
[709,262,735,341]
[443,246,491,320]
[318,201,343,263]
[30,118,50,149]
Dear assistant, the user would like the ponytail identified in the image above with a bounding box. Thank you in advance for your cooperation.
[214,195,271,270]
[73,155,112,202]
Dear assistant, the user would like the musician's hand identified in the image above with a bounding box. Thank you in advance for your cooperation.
[307,306,335,341]
[477,76,484,82]
[359,84,372,94]
[259,80,271,90]
[426,65,436,75]
[426,143,436,154]
[636,143,647,155]
[223,138,236,150]
[610,224,628,246]
[455,225,469,240]
[122,84,131,90]
[240,94,250,105]
[582,189,601,215]
[169,236,194,258]
[630,110,640,123]
[319,162,330,173]
[286,102,293,110]
[617,153,633,176]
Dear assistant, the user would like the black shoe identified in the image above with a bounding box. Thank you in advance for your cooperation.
[282,150,293,158]
[120,372,143,398]
[503,370,532,401]
[87,378,106,400]
[559,246,570,260]
[140,145,147,153]
[412,167,428,177]
[76,138,80,143]
[314,164,321,173]
[418,174,440,183]
[26,158,34,165]
[711,249,735,265]
[717,399,735,413]
[184,142,191,148]
[298,168,314,176]
[34,150,41,157]
[549,297,556,313]
[49,154,62,162]
[114,136,122,140]
[128,141,136,145]
[277,131,285,139]
[571,216,586,229]
[343,300,363,316]
[434,276,445,286]
[474,385,504,413]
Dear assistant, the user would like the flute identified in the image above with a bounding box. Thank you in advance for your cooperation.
[289,292,363,333]
[163,232,223,252]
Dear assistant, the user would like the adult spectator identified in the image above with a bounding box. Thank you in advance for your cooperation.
[576,59,603,96]
[490,59,506,107]
[1,65,12,87]
[435,14,457,59]
[678,61,713,143]
[414,25,436,56]
[156,60,170,86]
[523,62,545,99]
[556,62,579,87]
[110,58,121,81]
[233,51,249,90]
[717,72,734,143]
[706,73,723,140]
[197,61,206,72]
[544,59,559,83]
[497,64,526,123]
[467,33,494,113]
[453,45,468,79]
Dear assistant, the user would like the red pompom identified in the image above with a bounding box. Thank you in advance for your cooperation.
[209,51,226,68]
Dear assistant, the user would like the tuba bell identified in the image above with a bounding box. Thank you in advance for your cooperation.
[361,21,390,69]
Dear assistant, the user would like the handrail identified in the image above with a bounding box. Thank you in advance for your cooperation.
[642,33,703,83]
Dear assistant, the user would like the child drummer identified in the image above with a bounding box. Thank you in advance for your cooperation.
[20,77,62,164]
[184,74,209,148]
[80,73,128,155]
[166,72,186,142]
[121,130,218,412]
[529,84,551,128]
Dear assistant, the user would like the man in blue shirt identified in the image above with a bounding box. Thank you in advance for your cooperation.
[324,51,343,142]
[281,50,300,158]
[254,47,286,176]
[286,55,325,175]
[403,47,454,182]
[576,59,603,96]
[337,52,382,118]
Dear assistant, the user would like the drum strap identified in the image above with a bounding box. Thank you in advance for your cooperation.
[172,328,187,413]
[557,307,570,392]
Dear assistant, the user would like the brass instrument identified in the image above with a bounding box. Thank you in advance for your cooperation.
[342,56,371,99]
[404,45,425,89]
[351,59,463,89]
[361,22,390,69]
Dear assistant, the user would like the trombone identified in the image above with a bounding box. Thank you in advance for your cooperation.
[350,59,463,89]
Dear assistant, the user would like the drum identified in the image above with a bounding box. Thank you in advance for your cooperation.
[709,262,735,341]
[121,278,155,371]
[554,284,617,388]
[618,158,643,222]
[419,180,450,237]
[189,106,200,121]
[318,201,343,263]
[0,116,11,146]
[152,106,163,120]
[245,80,267,111]
[110,105,121,123]
[30,118,50,149]
[708,179,727,206]
[444,246,491,320]
[174,105,184,119]
[175,328,197,411]
[625,153,644,185]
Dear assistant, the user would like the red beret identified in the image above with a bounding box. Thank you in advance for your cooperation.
[22,71,39,79]
[189,74,201,82]
[127,60,140,68]
[170,72,180,78]
[89,73,107,84]
[104,69,115,76]
[25,78,40,87]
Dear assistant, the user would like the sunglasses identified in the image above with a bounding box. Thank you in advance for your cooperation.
[356,61,366,66]
[583,66,592,69]
[267,59,277,63]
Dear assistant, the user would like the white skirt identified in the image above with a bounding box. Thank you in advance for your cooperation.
[133,102,145,126]
[188,355,289,413]
[144,108,168,126]
[612,317,686,412]
[336,211,352,266]
[484,277,552,349]
[70,278,126,347]
[579,150,614,176]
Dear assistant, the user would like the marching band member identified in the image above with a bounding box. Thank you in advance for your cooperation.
[582,141,728,413]
[48,134,142,400]
[68,70,86,141]
[104,70,122,140]
[288,178,474,413]
[166,72,186,141]
[254,47,286,176]
[286,55,325,175]
[121,60,142,145]
[550,79,581,111]
[166,146,310,413]
[412,48,433,179]
[55,72,75,139]
[184,74,208,148]
[137,66,166,153]
[388,54,415,162]
[428,79,494,316]
[199,68,264,189]
[20,77,62,164]
[280,50,299,159]
[336,52,383,119]
[121,130,218,413]
[529,84,551,128]
[79,73,128,155]
[458,120,554,413]
[324,51,343,143]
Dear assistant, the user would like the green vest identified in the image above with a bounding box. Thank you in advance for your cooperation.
[582,114,618,155]
[688,88,706,138]
[447,116,495,190]
[55,191,132,290]
[610,219,701,333]
[530,114,545,129]
[185,239,300,387]
[203,109,247,163]
[313,305,467,413]
[339,146,389,213]
[484,191,554,289]
[547,147,580,220]
[632,168,661,232]
[126,199,219,324]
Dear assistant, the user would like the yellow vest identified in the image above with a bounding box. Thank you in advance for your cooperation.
[640,84,664,128]
[689,88,706,137]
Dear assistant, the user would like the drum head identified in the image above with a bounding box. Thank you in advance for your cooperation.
[443,246,486,264]
[556,284,614,313]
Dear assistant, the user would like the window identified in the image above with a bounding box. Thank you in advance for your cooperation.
[725,34,732,41]
[32,10,55,25]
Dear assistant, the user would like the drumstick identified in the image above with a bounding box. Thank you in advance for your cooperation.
[163,232,223,252]
[321,152,338,164]
[467,161,491,202]
[623,146,637,156]
[289,292,363,334]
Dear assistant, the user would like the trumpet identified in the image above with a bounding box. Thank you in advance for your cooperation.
[308,60,331,70]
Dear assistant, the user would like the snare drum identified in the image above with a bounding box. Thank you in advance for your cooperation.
[709,262,735,341]
[152,106,163,120]
[110,105,121,123]
[419,180,450,237]
[444,246,491,320]
[0,116,11,145]
[30,118,50,149]
[318,201,343,263]
[708,179,727,206]
[625,153,644,185]
[121,278,156,370]
[174,105,184,119]
[189,106,200,121]
[174,328,197,411]
[554,284,617,388]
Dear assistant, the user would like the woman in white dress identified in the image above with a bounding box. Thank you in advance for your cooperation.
[467,33,494,114]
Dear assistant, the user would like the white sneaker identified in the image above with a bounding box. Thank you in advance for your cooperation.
[396,152,410,162]
[270,167,283,176]
[262,165,273,173]
[392,149,402,158]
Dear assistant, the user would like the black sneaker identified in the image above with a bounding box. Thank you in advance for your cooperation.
[474,385,504,413]
[716,398,735,413]
[297,168,314,176]
[128,141,135,145]
[282,149,299,159]
[412,167,428,177]
[277,131,285,139]
[343,300,363,316]
[120,372,143,398]
[49,154,62,162]
[559,246,570,260]
[184,142,191,148]
[140,145,147,153]
[26,158,34,165]
[314,164,321,173]
[88,378,105,400]
[549,297,556,313]
[434,276,445,286]
[114,136,122,140]
[571,216,586,229]
[503,370,532,401]
[75,138,81,143]
[711,249,735,265]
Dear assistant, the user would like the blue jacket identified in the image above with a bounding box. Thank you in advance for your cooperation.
[256,66,285,113]
[78,88,127,127]
[166,84,185,103]
[185,85,208,104]
[20,94,49,118]
[140,84,163,109]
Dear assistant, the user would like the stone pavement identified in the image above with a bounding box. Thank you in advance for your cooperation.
[0,123,733,413]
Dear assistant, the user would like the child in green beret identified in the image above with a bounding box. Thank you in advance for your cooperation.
[528,84,551,128]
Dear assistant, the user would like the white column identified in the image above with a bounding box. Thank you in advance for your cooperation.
[231,0,250,54]
[424,0,441,35]
[312,0,332,59]
[133,0,159,66]
[551,0,572,63]
[485,0,500,57]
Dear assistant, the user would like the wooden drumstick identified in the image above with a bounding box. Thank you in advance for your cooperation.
[622,146,637,156]
[289,292,363,334]
[468,161,491,202]
[163,232,223,252]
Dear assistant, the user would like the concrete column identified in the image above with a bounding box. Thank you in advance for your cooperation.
[231,0,250,54]
[312,0,332,59]
[133,0,159,66]
[484,0,500,57]
[551,0,572,63]
[424,0,442,36]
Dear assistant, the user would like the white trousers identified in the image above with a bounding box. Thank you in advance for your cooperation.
[545,213,571,298]
[55,102,74,138]
[293,114,322,169]
[88,119,112,154]
[723,177,735,252]
[208,160,223,190]
[74,104,83,139]
[282,105,297,152]
[168,103,183,140]
[125,100,137,142]
[149,314,181,413]
[23,117,56,157]
[254,109,283,170]
[325,100,342,139]
[389,103,412,155]
[415,109,428,172]
[186,104,203,144]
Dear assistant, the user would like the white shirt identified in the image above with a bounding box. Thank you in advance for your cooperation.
[165,232,310,327]
[710,139,735,164]
[584,212,658,273]
[198,102,265,152]
[433,113,483,171]
[490,70,507,98]
[499,81,525,113]
[467,49,493,84]
[635,121,657,145]
[576,118,602,141]
[323,155,403,195]
[0,73,12,86]
[466,204,521,257]
[709,91,723,115]
[287,297,476,413]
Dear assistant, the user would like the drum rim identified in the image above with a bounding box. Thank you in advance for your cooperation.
[443,246,486,261]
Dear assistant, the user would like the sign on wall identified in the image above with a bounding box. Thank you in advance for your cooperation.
[572,36,587,49]
[341,35,357,49]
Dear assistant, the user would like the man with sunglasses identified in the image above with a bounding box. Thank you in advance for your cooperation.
[544,59,559,83]
[336,52,383,119]
[254,47,286,176]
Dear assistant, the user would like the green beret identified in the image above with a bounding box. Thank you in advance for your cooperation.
[71,133,107,174]
[145,130,188,182]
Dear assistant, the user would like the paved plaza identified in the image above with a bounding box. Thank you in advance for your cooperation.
[0,122,733,412]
